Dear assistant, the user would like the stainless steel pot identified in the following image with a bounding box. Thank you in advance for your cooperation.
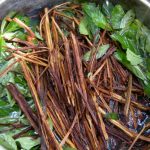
[0,0,150,27]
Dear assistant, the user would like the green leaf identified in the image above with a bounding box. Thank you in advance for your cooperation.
[35,31,43,40]
[137,24,150,53]
[82,3,111,30]
[16,137,40,150]
[120,10,135,28]
[83,50,92,62]
[111,32,136,52]
[3,32,18,40]
[0,35,6,51]
[6,88,16,107]
[145,35,150,53]
[126,49,143,65]
[4,14,30,33]
[0,12,17,34]
[83,44,110,62]
[79,16,99,39]
[105,113,119,120]
[63,145,76,150]
[114,50,146,81]
[48,117,53,130]
[111,5,125,29]
[0,134,17,150]
[102,1,114,18]
[63,10,75,17]
[0,69,15,86]
[0,100,20,117]
[96,44,110,59]
[144,82,150,96]
[79,17,90,36]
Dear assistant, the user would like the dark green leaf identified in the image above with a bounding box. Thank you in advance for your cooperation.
[79,16,99,39]
[82,3,112,30]
[111,32,135,52]
[111,5,125,29]
[144,82,150,96]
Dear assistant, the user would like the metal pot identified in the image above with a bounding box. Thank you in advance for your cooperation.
[0,0,150,27]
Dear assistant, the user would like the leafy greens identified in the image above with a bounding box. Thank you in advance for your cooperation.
[79,2,150,96]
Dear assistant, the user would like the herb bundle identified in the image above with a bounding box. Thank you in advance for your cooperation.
[0,1,150,150]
